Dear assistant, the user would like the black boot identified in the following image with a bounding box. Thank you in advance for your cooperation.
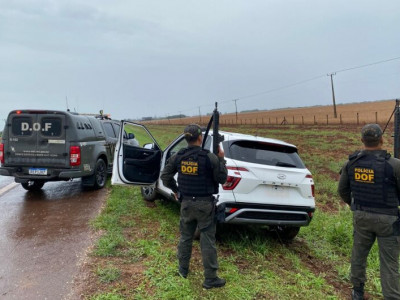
[202,277,226,289]
[178,266,188,278]
[351,283,364,300]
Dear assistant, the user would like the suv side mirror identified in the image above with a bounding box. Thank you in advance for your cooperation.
[143,143,155,150]
[128,133,135,139]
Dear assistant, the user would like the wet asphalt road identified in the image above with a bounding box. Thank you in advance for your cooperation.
[0,176,107,299]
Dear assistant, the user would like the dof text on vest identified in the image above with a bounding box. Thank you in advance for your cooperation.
[347,151,399,209]
[176,147,217,197]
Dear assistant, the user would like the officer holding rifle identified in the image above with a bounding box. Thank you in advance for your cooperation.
[338,124,400,300]
[161,123,227,289]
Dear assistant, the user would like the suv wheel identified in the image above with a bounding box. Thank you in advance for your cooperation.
[21,180,45,191]
[274,226,300,241]
[141,185,158,201]
[93,159,107,189]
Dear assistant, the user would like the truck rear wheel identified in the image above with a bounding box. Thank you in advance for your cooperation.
[81,159,107,189]
[93,159,107,189]
[21,180,45,191]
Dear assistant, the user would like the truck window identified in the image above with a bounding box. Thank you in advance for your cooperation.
[88,118,105,138]
[112,123,120,135]
[103,123,116,138]
[11,116,33,136]
[41,117,62,137]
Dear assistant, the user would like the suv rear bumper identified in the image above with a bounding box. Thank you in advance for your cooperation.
[0,166,88,181]
[222,202,315,226]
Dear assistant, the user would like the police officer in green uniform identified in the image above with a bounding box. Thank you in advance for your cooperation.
[338,124,400,300]
[160,124,228,289]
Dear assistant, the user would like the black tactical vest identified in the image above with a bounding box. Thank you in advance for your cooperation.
[175,147,218,197]
[347,151,399,209]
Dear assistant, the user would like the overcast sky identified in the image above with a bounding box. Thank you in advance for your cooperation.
[1,0,399,128]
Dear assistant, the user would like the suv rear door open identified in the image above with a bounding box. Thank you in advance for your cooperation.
[111,121,162,186]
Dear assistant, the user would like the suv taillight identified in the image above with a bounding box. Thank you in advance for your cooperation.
[306,174,315,197]
[70,146,81,166]
[223,166,248,190]
[0,143,4,164]
[222,176,241,190]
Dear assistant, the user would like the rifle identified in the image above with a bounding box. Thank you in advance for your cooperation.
[202,102,224,154]
[202,102,226,222]
[394,99,400,158]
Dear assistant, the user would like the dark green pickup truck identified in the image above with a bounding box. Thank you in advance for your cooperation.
[0,110,125,191]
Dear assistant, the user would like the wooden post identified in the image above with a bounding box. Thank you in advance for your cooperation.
[340,114,342,124]
[269,117,271,124]
[302,116,304,125]
[375,112,378,123]
[326,115,329,125]
[314,115,316,125]
[292,116,295,124]
[357,113,359,125]
[276,117,278,124]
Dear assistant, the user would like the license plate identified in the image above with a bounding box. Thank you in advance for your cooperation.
[269,186,289,197]
[29,168,48,175]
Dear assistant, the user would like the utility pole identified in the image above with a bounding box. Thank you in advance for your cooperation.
[327,73,337,118]
[198,106,201,123]
[233,99,239,123]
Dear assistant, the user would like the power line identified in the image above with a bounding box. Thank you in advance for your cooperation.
[334,56,400,74]
[159,55,400,118]
[232,74,326,102]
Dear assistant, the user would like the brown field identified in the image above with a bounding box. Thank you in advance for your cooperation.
[147,99,398,126]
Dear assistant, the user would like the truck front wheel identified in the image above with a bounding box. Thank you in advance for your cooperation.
[21,180,45,191]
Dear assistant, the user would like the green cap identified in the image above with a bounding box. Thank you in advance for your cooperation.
[361,123,383,142]
[183,124,202,140]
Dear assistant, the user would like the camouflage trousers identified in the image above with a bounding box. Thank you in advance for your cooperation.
[177,199,218,279]
[351,210,400,300]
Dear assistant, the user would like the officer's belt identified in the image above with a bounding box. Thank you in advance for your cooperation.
[182,195,213,202]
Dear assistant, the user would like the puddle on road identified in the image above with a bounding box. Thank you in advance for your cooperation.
[0,179,108,300]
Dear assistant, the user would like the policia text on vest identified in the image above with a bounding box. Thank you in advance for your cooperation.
[180,160,199,176]
[353,167,374,183]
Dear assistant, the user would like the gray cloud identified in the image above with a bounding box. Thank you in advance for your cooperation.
[0,0,399,128]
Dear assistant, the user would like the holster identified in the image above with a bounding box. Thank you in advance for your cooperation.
[177,191,183,203]
[214,196,226,223]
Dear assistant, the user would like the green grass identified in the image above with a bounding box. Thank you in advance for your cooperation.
[84,124,388,299]
[96,266,121,283]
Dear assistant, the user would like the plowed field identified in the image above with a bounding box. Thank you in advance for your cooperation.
[150,99,398,126]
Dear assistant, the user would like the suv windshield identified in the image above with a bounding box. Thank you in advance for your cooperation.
[224,140,305,168]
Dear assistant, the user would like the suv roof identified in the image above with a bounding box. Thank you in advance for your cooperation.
[218,130,297,149]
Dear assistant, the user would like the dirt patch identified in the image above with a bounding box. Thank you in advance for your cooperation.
[288,239,351,299]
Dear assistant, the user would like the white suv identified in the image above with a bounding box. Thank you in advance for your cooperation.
[112,122,315,240]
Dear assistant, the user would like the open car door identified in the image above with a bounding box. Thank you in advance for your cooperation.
[111,121,162,186]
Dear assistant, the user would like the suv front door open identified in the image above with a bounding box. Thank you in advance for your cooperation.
[111,121,162,186]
